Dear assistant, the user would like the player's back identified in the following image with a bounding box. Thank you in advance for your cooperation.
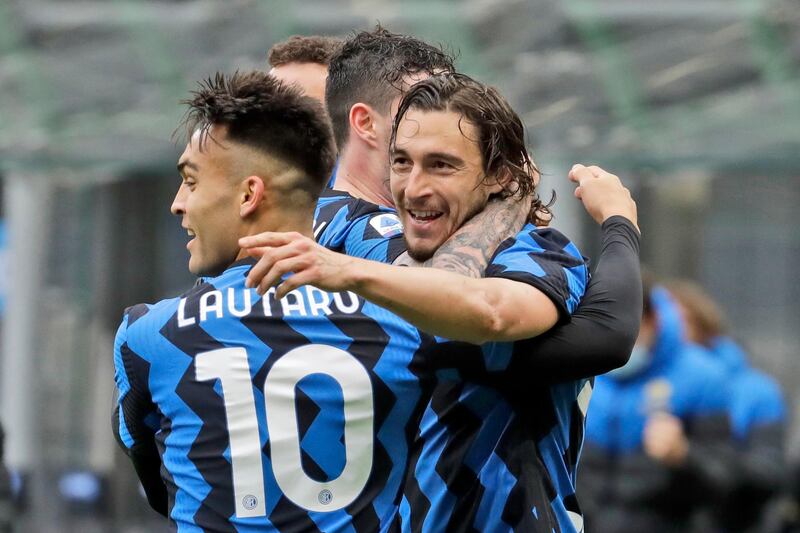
[115,258,433,532]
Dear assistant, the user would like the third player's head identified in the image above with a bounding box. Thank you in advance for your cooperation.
[326,26,454,197]
[389,72,547,261]
[171,71,335,276]
[268,35,342,104]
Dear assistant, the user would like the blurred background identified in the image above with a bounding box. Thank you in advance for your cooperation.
[0,0,797,531]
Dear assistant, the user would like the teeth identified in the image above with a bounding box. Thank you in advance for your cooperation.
[411,210,440,219]
[187,230,195,237]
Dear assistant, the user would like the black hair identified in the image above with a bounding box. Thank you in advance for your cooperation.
[325,25,455,151]
[179,70,336,197]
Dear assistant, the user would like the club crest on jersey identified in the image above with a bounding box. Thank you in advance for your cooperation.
[369,214,403,238]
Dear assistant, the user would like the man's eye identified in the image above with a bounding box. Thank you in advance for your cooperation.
[392,157,411,169]
[432,160,453,170]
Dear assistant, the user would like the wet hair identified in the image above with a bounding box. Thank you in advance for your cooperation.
[390,72,552,225]
[326,24,455,151]
[178,70,336,199]
[267,35,343,67]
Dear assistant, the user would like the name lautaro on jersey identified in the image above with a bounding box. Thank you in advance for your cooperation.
[177,286,362,327]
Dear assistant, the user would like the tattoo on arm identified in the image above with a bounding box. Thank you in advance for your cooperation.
[424,197,531,277]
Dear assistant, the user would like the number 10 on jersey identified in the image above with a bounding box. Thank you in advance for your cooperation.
[195,344,375,517]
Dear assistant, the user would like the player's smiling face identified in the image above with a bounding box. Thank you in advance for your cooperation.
[171,128,244,277]
[390,109,501,261]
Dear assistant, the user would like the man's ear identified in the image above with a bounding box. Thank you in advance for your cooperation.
[485,168,512,196]
[349,103,381,149]
[240,176,265,217]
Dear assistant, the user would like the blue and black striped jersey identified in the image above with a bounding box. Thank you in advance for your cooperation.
[400,224,591,533]
[114,258,441,532]
[313,189,406,263]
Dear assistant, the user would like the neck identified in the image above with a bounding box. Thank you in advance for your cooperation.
[234,208,314,262]
[335,145,395,208]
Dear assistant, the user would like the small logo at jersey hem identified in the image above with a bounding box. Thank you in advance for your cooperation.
[318,489,333,505]
[243,494,258,510]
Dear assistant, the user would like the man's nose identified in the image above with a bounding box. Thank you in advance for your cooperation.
[170,186,186,216]
[404,167,432,201]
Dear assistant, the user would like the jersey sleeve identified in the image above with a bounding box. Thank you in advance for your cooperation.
[112,308,159,453]
[112,307,169,516]
[315,192,407,264]
[503,216,641,382]
[485,225,589,321]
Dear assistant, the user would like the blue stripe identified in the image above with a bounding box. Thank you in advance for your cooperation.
[113,315,134,449]
[361,301,425,530]
[415,404,457,533]
[127,301,209,530]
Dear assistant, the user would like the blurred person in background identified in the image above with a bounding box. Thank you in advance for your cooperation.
[667,279,788,532]
[267,34,342,105]
[579,278,735,533]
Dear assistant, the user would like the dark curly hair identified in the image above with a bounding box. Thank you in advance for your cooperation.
[267,35,343,67]
[326,25,455,151]
[178,70,336,197]
[390,72,552,225]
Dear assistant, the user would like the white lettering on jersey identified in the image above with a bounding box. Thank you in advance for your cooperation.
[178,288,361,327]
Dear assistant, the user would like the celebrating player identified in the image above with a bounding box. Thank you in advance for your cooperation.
[241,72,642,532]
[113,71,456,530]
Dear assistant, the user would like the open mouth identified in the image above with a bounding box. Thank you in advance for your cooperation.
[185,228,196,248]
[408,209,443,223]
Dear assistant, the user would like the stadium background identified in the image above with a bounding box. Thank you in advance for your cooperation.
[0,0,797,530]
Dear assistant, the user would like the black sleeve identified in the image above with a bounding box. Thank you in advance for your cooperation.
[506,216,642,382]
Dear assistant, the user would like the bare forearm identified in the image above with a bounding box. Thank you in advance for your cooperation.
[349,259,556,343]
[351,260,502,342]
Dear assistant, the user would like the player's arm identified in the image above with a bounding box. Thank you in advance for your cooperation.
[239,229,583,343]
[504,164,642,380]
[112,313,168,517]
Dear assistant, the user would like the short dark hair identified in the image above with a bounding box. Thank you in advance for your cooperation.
[267,35,343,67]
[326,25,455,151]
[390,72,551,225]
[179,70,336,198]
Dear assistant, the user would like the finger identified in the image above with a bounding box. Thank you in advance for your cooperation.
[568,164,585,183]
[244,246,270,259]
[569,165,594,186]
[256,256,310,296]
[275,269,318,300]
[587,165,605,177]
[245,242,305,289]
[239,231,297,249]
[573,186,583,199]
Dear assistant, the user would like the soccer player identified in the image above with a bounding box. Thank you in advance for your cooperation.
[241,72,643,532]
[267,35,342,105]
[113,71,446,530]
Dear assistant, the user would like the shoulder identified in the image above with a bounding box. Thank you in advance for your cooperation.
[486,223,589,316]
[489,224,586,271]
[315,190,400,239]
